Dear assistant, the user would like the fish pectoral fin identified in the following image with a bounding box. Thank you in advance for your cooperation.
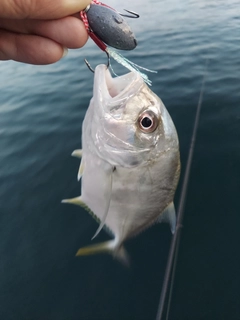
[158,201,176,234]
[76,240,130,267]
[71,149,82,158]
[91,166,114,240]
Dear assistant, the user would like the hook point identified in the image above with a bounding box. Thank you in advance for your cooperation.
[119,9,139,18]
[84,50,110,73]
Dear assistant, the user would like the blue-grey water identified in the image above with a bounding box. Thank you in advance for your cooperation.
[1,0,240,319]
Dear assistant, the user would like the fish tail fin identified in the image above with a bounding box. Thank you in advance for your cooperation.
[76,240,130,267]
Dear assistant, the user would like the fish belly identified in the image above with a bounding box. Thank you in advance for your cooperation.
[80,151,114,232]
[104,153,179,244]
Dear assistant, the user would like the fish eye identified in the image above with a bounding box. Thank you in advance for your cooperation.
[138,111,158,133]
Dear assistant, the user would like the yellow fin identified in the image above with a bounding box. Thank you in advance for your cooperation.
[76,240,115,256]
[61,196,101,224]
[76,240,130,266]
[71,149,82,158]
[61,196,83,206]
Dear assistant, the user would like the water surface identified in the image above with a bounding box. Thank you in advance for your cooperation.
[0,0,240,319]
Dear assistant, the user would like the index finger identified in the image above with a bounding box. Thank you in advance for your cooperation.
[0,0,91,19]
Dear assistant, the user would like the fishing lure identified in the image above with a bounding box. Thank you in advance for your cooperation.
[80,0,156,85]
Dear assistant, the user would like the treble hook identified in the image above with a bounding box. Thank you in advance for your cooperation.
[119,9,139,18]
[84,50,110,73]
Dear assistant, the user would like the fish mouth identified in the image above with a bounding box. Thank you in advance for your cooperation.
[94,64,143,101]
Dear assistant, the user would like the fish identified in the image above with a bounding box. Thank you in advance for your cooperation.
[62,64,180,264]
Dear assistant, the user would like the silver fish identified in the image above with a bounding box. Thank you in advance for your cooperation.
[62,65,180,264]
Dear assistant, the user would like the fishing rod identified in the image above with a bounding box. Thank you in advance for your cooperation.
[155,69,207,320]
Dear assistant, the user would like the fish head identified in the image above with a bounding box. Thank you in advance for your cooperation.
[90,65,179,167]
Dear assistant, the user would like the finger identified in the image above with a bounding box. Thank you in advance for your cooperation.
[0,30,65,64]
[35,17,89,49]
[0,0,91,19]
[0,16,88,49]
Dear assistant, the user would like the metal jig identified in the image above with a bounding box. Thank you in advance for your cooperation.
[81,1,138,72]
[84,3,138,50]
[80,0,156,85]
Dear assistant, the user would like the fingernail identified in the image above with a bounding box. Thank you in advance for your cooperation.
[62,47,68,58]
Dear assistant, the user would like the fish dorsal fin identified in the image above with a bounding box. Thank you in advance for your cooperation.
[61,196,89,210]
[61,196,101,224]
[91,166,114,240]
[158,202,176,234]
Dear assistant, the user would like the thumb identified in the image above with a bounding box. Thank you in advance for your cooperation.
[0,0,91,19]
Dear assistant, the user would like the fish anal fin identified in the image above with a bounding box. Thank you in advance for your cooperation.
[76,240,130,267]
[158,202,176,234]
[71,149,82,158]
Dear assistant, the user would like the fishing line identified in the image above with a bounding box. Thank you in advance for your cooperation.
[155,66,207,320]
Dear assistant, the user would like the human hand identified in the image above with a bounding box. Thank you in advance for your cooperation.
[0,0,91,64]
